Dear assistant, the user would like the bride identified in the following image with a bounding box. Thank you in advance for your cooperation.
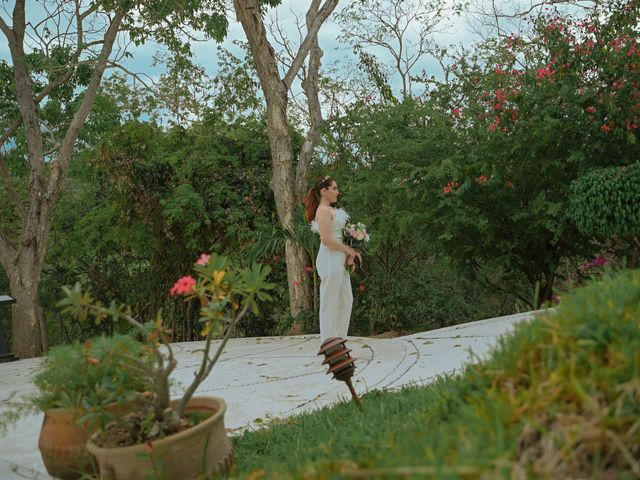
[304,176,362,342]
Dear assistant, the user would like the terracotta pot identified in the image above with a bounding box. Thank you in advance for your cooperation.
[38,408,94,480]
[38,403,135,480]
[87,396,234,480]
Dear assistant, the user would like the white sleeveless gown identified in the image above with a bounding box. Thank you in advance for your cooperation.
[311,209,353,342]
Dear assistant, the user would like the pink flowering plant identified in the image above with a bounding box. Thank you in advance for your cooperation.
[58,253,274,444]
[343,222,370,249]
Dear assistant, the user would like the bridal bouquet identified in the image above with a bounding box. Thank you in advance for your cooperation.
[343,222,370,248]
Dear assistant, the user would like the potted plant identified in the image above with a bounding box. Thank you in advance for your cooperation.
[59,253,274,479]
[0,334,152,480]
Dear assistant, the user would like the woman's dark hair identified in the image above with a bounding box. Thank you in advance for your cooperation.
[303,175,334,223]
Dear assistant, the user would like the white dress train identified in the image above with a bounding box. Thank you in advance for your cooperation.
[311,208,353,342]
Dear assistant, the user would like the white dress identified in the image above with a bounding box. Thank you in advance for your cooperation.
[311,208,353,342]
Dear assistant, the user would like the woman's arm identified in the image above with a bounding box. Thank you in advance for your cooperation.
[317,207,356,255]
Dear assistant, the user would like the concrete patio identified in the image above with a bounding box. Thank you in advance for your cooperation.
[0,311,535,479]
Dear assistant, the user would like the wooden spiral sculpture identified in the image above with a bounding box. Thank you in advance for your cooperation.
[318,337,362,409]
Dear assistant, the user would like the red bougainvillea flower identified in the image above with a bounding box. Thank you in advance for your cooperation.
[358,283,365,293]
[475,175,489,184]
[443,181,460,194]
[170,275,196,295]
[304,265,314,273]
[536,65,556,79]
[196,253,211,266]
[292,280,301,287]
[601,124,611,132]
[586,106,596,113]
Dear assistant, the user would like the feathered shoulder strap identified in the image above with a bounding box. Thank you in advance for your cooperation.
[309,208,350,233]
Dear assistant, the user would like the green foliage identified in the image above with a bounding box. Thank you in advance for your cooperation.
[32,334,151,411]
[327,96,529,322]
[43,106,279,341]
[0,334,152,434]
[232,268,640,479]
[569,163,640,238]
[337,0,640,304]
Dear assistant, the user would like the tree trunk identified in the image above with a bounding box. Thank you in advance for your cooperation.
[265,90,313,315]
[0,6,124,357]
[233,0,338,317]
[7,260,46,358]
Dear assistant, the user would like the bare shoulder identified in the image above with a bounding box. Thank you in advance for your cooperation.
[315,205,334,224]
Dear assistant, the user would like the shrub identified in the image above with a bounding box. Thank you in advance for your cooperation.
[569,163,640,239]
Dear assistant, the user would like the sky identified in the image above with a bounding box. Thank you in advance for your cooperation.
[156,0,480,93]
[0,0,482,98]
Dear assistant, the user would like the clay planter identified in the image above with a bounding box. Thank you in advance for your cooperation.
[87,396,233,480]
[38,408,95,480]
[38,403,133,480]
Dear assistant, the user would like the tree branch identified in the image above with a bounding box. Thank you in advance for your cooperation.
[283,0,338,89]
[295,1,324,201]
[175,299,252,418]
[7,0,47,193]
[0,14,13,40]
[46,9,125,209]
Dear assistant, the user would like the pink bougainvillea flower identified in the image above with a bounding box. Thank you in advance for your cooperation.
[487,123,497,132]
[170,275,196,295]
[196,253,211,266]
[304,265,314,273]
[592,256,608,267]
[601,124,611,132]
[292,280,301,287]
[475,175,489,184]
[443,186,452,194]
[586,106,596,113]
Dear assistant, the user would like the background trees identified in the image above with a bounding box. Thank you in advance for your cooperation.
[0,0,228,357]
[1,0,638,351]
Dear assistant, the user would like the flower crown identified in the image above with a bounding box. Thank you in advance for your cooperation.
[315,175,331,189]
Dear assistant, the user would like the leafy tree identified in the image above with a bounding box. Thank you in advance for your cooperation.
[0,0,228,357]
[420,0,640,304]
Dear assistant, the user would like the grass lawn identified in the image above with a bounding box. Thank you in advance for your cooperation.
[231,270,640,479]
